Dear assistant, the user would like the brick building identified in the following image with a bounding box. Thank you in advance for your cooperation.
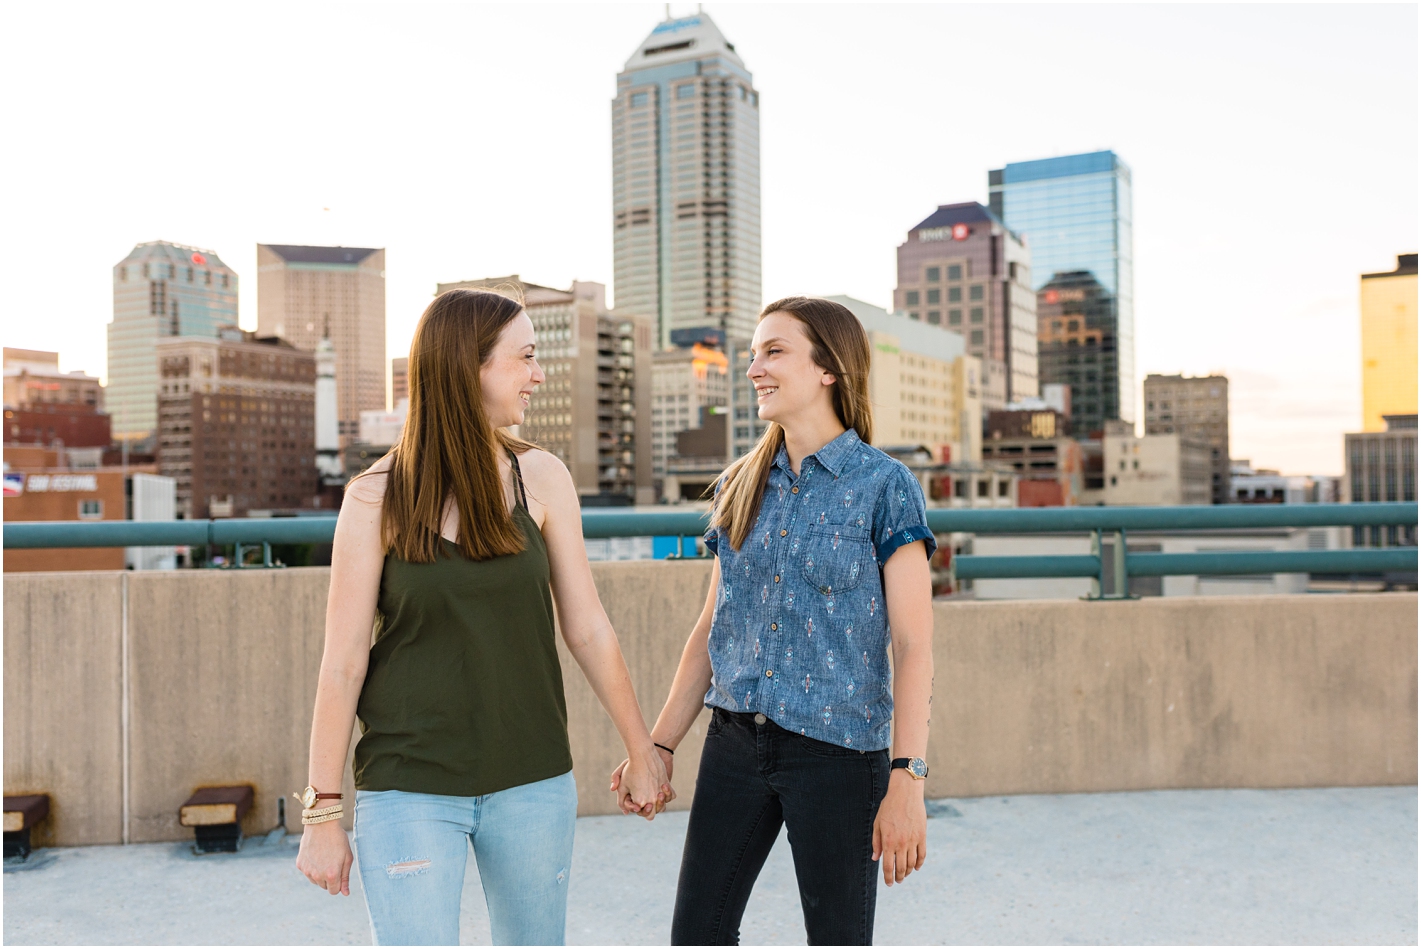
[156,329,317,519]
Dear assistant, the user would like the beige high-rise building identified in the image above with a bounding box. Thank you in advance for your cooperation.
[613,13,761,348]
[1143,373,1230,504]
[436,277,654,505]
[1360,254,1417,432]
[825,296,982,464]
[256,245,385,445]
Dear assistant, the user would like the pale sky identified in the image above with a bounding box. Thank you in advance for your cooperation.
[3,2,1415,475]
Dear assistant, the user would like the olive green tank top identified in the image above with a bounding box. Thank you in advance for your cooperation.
[353,453,573,796]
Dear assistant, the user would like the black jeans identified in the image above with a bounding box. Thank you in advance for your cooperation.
[671,708,890,945]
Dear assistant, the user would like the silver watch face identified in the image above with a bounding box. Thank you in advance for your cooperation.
[909,758,928,779]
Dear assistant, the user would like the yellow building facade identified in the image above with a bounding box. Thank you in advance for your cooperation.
[1360,254,1417,432]
[826,295,982,464]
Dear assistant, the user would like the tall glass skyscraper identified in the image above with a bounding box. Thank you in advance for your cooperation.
[612,13,761,349]
[989,151,1134,433]
[108,241,239,448]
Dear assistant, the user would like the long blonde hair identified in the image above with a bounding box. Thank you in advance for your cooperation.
[375,287,536,563]
[711,297,873,551]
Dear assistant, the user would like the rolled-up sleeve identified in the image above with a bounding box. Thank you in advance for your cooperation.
[872,465,937,566]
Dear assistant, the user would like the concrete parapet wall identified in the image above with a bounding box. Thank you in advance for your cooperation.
[3,566,1415,846]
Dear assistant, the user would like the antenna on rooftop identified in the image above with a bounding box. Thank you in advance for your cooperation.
[665,3,670,18]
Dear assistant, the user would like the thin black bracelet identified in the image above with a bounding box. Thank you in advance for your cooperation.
[653,742,675,756]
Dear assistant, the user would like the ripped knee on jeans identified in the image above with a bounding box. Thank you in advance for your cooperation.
[385,857,432,878]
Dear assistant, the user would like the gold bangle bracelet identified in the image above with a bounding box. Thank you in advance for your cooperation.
[302,804,344,818]
[302,811,343,825]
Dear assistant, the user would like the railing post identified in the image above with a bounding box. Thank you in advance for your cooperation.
[1114,528,1129,597]
[1089,529,1104,599]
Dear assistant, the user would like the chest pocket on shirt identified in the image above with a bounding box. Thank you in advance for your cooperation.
[801,525,873,595]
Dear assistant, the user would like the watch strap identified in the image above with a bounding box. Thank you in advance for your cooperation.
[313,792,342,800]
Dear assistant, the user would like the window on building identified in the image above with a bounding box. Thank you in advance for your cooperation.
[947,264,962,280]
[909,311,920,321]
[222,273,229,288]
[119,266,128,281]
[970,307,984,323]
[631,92,648,107]
[78,499,103,520]
[677,84,695,98]
[954,479,967,498]
[926,288,940,304]
[927,311,941,325]
[205,270,212,285]
[948,287,962,303]
[186,267,194,282]
[947,309,962,325]
[998,480,1009,497]
[1067,319,1080,332]
[969,285,984,301]
[905,291,919,306]
[970,330,983,345]
[926,266,940,282]
[976,480,989,498]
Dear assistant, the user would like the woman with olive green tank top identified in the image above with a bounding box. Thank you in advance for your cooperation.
[354,451,573,798]
[296,289,671,947]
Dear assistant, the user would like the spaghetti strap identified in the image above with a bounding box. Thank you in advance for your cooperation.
[508,450,528,510]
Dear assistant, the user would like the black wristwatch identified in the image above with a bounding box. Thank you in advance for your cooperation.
[891,757,929,779]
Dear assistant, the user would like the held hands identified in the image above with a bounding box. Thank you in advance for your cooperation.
[872,770,928,886]
[609,744,675,819]
[296,819,354,896]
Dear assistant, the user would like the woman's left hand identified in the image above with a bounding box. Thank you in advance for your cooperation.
[872,772,927,886]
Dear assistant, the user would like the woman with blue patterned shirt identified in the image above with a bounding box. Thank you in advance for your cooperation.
[612,297,937,945]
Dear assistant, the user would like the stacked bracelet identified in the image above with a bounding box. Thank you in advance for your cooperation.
[301,803,344,825]
[302,810,343,825]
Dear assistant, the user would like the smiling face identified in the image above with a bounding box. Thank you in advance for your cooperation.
[748,311,837,428]
[479,310,544,429]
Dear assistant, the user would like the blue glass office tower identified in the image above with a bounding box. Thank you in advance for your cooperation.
[989,151,1134,434]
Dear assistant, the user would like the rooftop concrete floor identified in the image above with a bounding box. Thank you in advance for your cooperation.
[4,786,1415,945]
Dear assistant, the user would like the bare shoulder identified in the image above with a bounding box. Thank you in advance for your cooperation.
[515,447,575,497]
[343,454,392,509]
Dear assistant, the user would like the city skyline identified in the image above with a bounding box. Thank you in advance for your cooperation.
[3,3,1415,476]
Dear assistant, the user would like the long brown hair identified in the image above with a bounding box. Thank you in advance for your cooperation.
[711,296,873,551]
[378,287,536,563]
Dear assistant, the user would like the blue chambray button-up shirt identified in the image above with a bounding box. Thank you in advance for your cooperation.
[701,429,936,750]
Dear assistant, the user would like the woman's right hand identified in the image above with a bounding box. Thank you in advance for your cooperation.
[296,820,354,896]
[610,744,675,817]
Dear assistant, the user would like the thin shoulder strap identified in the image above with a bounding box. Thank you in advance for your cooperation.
[507,450,528,510]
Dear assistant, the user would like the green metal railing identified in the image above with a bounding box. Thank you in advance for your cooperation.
[4,503,1416,594]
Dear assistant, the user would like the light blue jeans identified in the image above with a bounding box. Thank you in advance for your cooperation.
[353,771,577,946]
